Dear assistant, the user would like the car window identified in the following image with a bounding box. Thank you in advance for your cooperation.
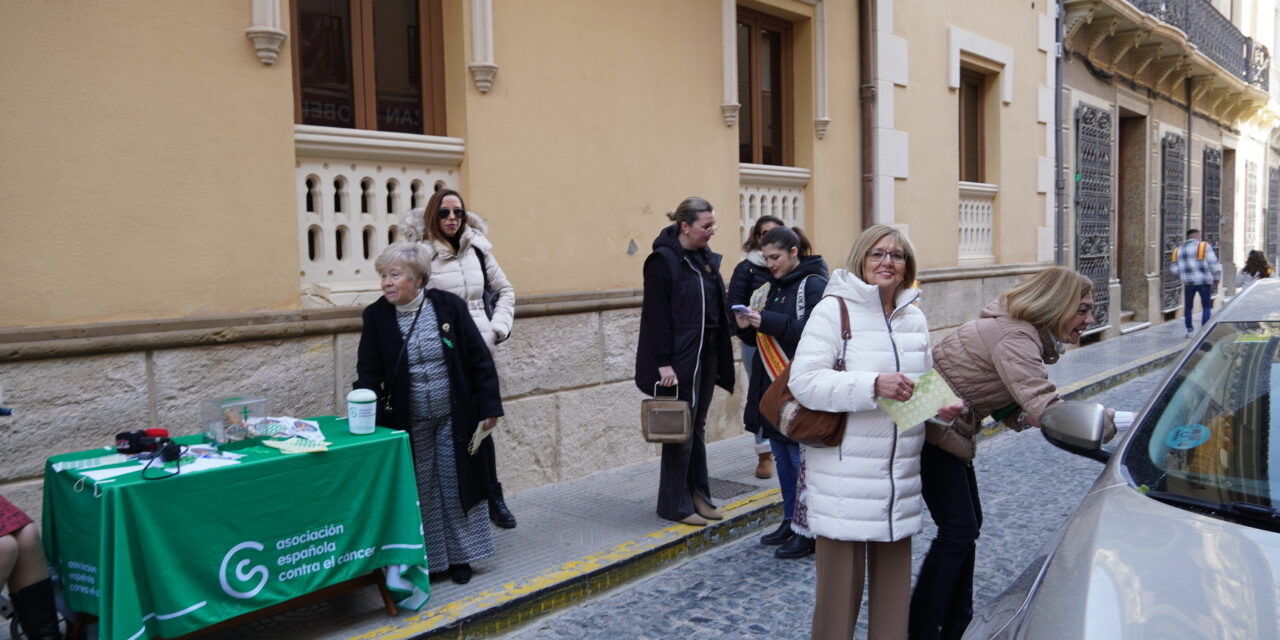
[1123,322,1280,509]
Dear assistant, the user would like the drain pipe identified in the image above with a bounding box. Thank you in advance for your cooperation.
[1186,77,1194,232]
[1054,0,1066,265]
[859,0,876,229]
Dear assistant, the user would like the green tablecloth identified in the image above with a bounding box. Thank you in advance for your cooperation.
[42,418,430,640]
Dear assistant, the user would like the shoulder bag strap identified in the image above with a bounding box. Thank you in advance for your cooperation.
[384,288,427,413]
[829,295,851,372]
[796,275,814,320]
[472,245,492,289]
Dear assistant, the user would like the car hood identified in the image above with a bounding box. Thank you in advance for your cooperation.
[1014,480,1280,639]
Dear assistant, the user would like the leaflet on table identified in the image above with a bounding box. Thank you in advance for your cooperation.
[876,369,960,431]
[263,437,332,454]
[247,416,325,441]
[170,456,242,473]
[50,451,130,472]
[78,463,149,481]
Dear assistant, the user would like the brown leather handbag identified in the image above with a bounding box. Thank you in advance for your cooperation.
[641,383,691,443]
[758,296,850,448]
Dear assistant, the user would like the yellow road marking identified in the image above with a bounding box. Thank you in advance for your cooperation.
[351,488,782,639]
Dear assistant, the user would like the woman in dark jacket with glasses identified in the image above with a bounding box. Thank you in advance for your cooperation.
[635,196,736,526]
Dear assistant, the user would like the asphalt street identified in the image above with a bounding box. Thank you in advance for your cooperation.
[502,368,1169,639]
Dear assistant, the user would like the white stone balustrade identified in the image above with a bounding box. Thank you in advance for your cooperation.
[958,181,997,264]
[738,163,811,244]
[294,125,464,307]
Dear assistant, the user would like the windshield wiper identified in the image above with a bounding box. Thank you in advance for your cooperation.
[1144,489,1280,532]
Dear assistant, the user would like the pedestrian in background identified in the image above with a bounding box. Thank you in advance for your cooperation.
[728,214,786,480]
[788,225,960,639]
[354,243,503,585]
[909,266,1118,640]
[1172,228,1221,338]
[635,196,736,526]
[733,226,827,559]
[403,188,518,529]
[1237,249,1273,291]
[1,495,61,640]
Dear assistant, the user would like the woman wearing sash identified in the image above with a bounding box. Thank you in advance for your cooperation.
[734,226,827,559]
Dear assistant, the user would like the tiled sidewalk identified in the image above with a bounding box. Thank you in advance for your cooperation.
[191,319,1191,640]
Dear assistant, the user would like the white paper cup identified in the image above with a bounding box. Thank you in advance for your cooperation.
[347,389,377,435]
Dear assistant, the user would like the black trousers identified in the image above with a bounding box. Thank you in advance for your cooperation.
[476,434,504,501]
[656,331,718,521]
[909,442,983,640]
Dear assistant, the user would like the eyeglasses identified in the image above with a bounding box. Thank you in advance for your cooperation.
[695,224,719,234]
[866,249,906,264]
[436,208,465,220]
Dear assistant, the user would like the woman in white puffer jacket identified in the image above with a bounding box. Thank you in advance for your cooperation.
[402,187,518,528]
[403,189,515,349]
[789,225,961,640]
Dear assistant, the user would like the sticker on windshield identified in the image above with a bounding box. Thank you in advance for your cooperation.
[1234,334,1270,343]
[1165,424,1212,450]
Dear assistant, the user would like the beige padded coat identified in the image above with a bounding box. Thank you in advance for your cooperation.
[929,298,1116,461]
[400,210,516,349]
[928,299,1063,462]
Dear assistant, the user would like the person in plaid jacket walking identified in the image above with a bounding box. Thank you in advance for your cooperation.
[1172,228,1221,338]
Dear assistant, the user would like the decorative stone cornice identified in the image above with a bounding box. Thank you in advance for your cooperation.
[293,125,465,165]
[469,0,497,93]
[739,163,812,187]
[0,291,646,362]
[245,0,287,65]
[1063,0,1270,126]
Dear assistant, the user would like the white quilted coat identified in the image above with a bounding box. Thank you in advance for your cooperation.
[400,210,516,349]
[789,269,932,542]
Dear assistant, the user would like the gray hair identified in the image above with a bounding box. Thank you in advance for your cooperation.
[374,242,432,284]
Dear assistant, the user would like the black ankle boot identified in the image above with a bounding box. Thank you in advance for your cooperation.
[448,563,473,584]
[12,578,62,640]
[760,519,794,546]
[774,533,816,559]
[489,497,517,529]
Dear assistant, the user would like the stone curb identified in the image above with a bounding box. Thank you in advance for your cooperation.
[372,491,783,639]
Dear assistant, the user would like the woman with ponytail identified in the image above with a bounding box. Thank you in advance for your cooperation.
[635,197,737,526]
[733,226,828,559]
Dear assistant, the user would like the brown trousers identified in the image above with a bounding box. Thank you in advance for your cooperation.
[810,536,912,640]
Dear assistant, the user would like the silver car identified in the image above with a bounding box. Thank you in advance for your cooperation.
[965,278,1280,639]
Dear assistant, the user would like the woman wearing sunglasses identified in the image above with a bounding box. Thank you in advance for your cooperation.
[403,188,518,529]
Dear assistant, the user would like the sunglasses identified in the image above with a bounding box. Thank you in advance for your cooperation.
[436,208,465,220]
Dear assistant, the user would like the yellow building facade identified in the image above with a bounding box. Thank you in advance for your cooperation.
[1,0,1079,518]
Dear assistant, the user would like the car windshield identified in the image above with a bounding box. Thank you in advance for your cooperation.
[1123,322,1280,513]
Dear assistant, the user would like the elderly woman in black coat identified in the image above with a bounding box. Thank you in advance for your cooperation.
[355,243,503,585]
[635,196,736,526]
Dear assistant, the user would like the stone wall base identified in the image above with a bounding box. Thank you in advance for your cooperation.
[0,308,749,523]
[2,267,1064,523]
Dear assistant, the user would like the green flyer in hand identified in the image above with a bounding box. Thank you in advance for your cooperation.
[876,369,960,431]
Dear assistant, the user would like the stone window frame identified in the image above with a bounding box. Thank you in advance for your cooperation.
[720,0,830,140]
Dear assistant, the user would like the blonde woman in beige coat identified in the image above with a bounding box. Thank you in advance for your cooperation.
[403,188,517,528]
[908,266,1117,640]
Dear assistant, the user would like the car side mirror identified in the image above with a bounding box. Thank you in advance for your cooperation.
[1040,401,1110,463]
